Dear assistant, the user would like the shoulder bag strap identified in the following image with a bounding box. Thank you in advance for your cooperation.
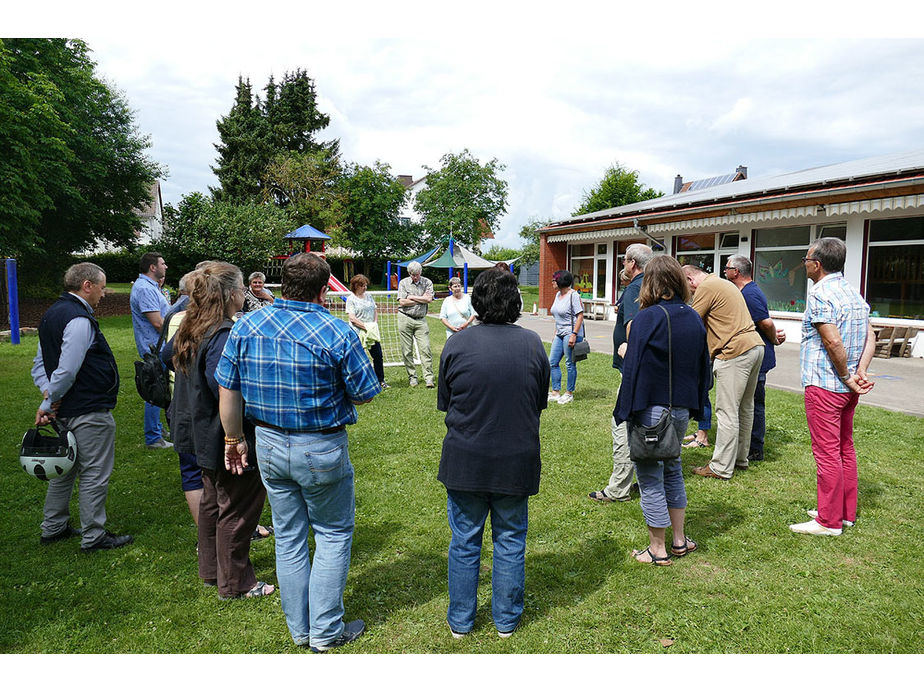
[657,304,672,408]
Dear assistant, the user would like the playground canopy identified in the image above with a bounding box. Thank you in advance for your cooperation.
[424,242,497,269]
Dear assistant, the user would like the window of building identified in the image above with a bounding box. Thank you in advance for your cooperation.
[676,232,738,276]
[753,226,811,312]
[867,217,924,319]
[569,244,595,298]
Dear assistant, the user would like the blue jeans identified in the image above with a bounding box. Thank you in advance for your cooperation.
[549,334,581,392]
[630,406,689,528]
[446,490,528,634]
[255,427,355,647]
[750,373,767,455]
[144,402,163,445]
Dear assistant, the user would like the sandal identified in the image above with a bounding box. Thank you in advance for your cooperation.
[631,547,672,566]
[220,581,275,600]
[671,536,698,557]
[252,525,274,541]
[588,490,615,503]
[682,439,708,448]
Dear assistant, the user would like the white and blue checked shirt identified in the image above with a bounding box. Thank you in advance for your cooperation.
[216,298,381,431]
[800,272,870,393]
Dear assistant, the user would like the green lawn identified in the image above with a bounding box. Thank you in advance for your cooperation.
[1,314,922,653]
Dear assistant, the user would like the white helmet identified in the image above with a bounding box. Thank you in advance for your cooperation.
[20,419,77,481]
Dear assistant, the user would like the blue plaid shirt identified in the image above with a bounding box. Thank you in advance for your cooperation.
[800,272,870,393]
[215,298,381,431]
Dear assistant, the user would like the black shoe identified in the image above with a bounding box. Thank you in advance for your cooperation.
[309,619,365,652]
[81,531,134,553]
[40,524,81,546]
[747,451,764,462]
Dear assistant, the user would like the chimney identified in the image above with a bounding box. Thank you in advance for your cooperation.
[673,175,683,194]
[397,175,413,188]
[735,165,748,180]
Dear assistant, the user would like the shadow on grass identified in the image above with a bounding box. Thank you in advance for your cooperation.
[572,388,611,402]
[683,500,746,541]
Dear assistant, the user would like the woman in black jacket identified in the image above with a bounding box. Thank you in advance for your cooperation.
[614,256,711,566]
[165,262,274,599]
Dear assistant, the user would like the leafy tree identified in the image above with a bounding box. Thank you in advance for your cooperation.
[339,161,414,274]
[211,77,269,202]
[482,244,521,261]
[414,149,508,249]
[161,193,291,278]
[517,217,554,265]
[574,163,662,215]
[0,38,163,262]
[261,149,344,231]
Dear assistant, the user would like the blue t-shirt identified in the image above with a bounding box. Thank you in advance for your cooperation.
[741,281,776,373]
[612,273,643,371]
[130,274,170,356]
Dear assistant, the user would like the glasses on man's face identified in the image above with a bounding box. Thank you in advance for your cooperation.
[724,266,736,272]
[802,256,818,264]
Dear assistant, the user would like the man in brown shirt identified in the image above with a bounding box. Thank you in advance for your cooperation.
[682,265,765,479]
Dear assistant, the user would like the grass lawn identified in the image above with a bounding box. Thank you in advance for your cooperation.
[1,313,922,654]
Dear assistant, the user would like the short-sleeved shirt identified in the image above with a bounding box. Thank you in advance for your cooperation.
[800,272,870,393]
[440,294,475,337]
[550,290,584,338]
[612,273,643,371]
[690,274,764,360]
[741,281,776,374]
[130,274,170,356]
[398,276,434,319]
[345,292,377,336]
[215,298,380,432]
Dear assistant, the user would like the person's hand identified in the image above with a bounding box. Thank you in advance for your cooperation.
[844,372,874,395]
[35,407,53,426]
[775,329,786,345]
[617,342,628,358]
[568,334,577,348]
[224,440,249,475]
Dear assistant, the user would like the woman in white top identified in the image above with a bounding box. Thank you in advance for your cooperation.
[548,269,585,405]
[440,277,476,338]
[346,274,387,388]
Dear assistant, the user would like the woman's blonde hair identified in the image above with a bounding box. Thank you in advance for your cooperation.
[638,255,690,309]
[172,262,243,374]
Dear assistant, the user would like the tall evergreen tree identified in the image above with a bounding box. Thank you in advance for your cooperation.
[211,77,269,202]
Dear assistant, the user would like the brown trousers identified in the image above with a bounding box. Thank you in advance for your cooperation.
[198,465,266,597]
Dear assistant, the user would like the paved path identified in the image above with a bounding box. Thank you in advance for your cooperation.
[514,312,924,418]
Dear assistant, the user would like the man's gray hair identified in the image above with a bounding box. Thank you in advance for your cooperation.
[727,254,752,277]
[626,243,654,270]
[248,271,266,283]
[407,261,423,274]
[63,262,105,292]
[809,237,847,274]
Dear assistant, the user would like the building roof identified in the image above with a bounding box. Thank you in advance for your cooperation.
[549,149,924,230]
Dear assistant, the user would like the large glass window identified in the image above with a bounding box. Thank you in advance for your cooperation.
[867,217,924,319]
[676,232,738,276]
[569,244,595,298]
[753,226,810,312]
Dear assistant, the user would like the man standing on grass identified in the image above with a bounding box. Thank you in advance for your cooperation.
[682,264,764,480]
[217,253,380,652]
[397,260,435,387]
[725,254,786,463]
[588,243,653,503]
[790,238,875,537]
[130,251,172,449]
[32,263,133,552]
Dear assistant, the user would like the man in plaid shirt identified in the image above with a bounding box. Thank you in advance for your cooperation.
[216,253,380,652]
[791,238,875,537]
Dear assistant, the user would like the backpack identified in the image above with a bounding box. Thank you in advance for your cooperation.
[134,313,173,409]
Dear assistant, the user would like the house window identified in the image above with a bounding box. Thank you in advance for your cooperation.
[753,226,811,312]
[676,233,716,273]
[867,217,924,319]
[569,244,595,298]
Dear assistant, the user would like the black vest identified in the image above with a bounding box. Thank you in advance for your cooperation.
[38,293,119,417]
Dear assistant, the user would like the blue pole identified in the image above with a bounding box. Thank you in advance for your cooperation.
[448,237,454,281]
[6,258,20,345]
[386,260,392,296]
[463,263,468,293]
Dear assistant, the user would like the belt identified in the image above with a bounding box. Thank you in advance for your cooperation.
[252,420,345,435]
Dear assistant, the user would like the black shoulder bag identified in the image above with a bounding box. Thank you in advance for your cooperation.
[134,312,173,409]
[570,291,590,361]
[627,304,682,461]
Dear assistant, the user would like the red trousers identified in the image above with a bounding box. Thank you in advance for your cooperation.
[804,386,860,529]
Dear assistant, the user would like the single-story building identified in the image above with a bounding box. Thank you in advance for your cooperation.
[538,149,924,357]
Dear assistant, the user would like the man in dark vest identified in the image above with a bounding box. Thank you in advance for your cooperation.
[32,262,133,552]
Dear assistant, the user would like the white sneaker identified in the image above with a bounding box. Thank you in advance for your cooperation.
[557,392,574,405]
[547,391,560,403]
[789,519,842,536]
[807,509,854,528]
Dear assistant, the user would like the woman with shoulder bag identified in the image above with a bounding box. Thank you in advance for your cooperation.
[613,256,710,566]
[547,270,585,405]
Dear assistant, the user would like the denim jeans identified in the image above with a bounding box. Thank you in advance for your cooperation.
[549,333,581,392]
[629,406,690,528]
[750,372,767,455]
[446,490,528,634]
[255,427,355,647]
[144,402,164,445]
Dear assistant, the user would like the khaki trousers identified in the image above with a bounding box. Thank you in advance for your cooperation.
[709,345,764,478]
[397,311,433,383]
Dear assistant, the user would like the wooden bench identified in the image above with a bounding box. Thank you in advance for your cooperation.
[582,298,609,320]
[873,326,919,358]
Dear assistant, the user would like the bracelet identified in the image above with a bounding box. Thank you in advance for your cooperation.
[838,373,851,382]
[224,435,244,445]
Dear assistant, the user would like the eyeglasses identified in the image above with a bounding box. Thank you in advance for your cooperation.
[724,266,737,272]
[802,256,819,264]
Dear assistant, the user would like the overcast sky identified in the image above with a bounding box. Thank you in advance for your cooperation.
[11,2,924,251]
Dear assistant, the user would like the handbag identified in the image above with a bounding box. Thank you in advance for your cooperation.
[627,305,682,461]
[570,292,590,361]
[134,313,173,409]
